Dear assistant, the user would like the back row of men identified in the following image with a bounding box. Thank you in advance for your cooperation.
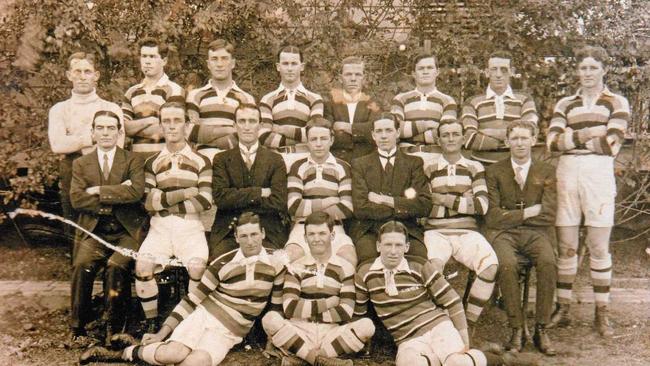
[48,39,630,366]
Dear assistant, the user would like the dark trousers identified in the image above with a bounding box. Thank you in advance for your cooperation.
[492,229,557,328]
[355,231,427,266]
[208,236,281,263]
[71,230,138,331]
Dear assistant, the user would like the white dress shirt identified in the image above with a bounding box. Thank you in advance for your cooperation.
[97,147,117,175]
[511,158,532,187]
[378,147,397,169]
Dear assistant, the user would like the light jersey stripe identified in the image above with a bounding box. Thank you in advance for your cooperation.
[287,154,353,221]
[422,155,488,230]
[122,74,185,154]
[144,144,212,219]
[354,258,467,344]
[391,88,457,144]
[186,81,256,151]
[547,87,630,156]
[163,248,286,337]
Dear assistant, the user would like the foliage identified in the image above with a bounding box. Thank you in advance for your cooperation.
[1,0,649,224]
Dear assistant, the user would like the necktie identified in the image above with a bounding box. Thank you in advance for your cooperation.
[102,154,110,181]
[241,148,256,170]
[515,166,525,190]
[381,154,395,175]
[384,270,399,296]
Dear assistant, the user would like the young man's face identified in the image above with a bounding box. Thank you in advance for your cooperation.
[438,122,464,155]
[577,56,606,89]
[506,126,535,162]
[276,51,303,85]
[371,119,400,152]
[487,57,512,92]
[305,222,334,258]
[376,231,409,270]
[235,222,265,257]
[160,107,186,143]
[307,126,333,161]
[341,63,365,95]
[235,108,261,145]
[413,57,438,88]
[92,115,121,151]
[140,46,167,79]
[207,48,235,81]
[67,58,99,94]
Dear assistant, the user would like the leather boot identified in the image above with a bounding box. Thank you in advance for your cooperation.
[595,305,614,337]
[104,266,130,344]
[548,303,571,328]
[71,263,99,331]
[505,327,524,352]
[79,346,123,364]
[533,323,557,356]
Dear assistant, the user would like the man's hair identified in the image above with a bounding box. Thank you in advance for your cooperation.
[67,52,97,69]
[488,50,513,62]
[234,103,260,121]
[235,212,263,233]
[438,119,463,132]
[372,112,399,130]
[306,116,333,137]
[92,110,121,130]
[139,37,169,58]
[159,101,187,118]
[412,52,437,71]
[378,220,409,240]
[506,120,538,138]
[278,45,302,63]
[208,39,235,55]
[304,211,334,233]
[575,46,609,67]
[341,56,364,68]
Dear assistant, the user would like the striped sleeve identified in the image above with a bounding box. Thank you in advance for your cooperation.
[182,155,213,213]
[521,94,539,125]
[547,97,573,152]
[121,89,135,121]
[310,95,324,118]
[458,162,488,215]
[586,94,630,156]
[390,95,405,121]
[269,267,286,312]
[321,263,356,323]
[282,270,315,319]
[421,261,467,332]
[322,161,354,220]
[287,160,310,218]
[353,269,369,318]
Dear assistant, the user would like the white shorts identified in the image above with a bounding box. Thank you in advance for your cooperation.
[168,305,242,366]
[424,229,498,274]
[139,215,209,270]
[286,224,354,256]
[556,154,616,227]
[396,320,464,366]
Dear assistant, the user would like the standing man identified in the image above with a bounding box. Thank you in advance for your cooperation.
[547,46,630,337]
[209,103,288,261]
[324,56,381,162]
[485,121,557,355]
[134,101,213,333]
[259,46,324,149]
[70,111,147,343]
[391,52,457,147]
[263,212,375,366]
[421,120,498,326]
[122,37,185,157]
[351,113,432,264]
[48,51,124,235]
[461,51,539,164]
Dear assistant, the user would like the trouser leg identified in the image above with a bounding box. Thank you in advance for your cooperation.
[522,232,557,325]
[492,234,523,328]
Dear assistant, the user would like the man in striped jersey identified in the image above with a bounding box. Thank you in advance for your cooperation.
[259,46,325,148]
[421,120,498,326]
[80,212,287,366]
[122,38,185,157]
[547,46,630,337]
[355,221,534,366]
[263,212,375,366]
[285,117,357,266]
[391,52,457,146]
[461,51,538,164]
[134,101,213,333]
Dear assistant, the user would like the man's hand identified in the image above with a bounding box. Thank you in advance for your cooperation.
[142,330,166,345]
[523,204,542,219]
[333,122,352,135]
[183,187,199,200]
[121,179,132,186]
[85,186,100,195]
[261,188,272,198]
[462,190,473,199]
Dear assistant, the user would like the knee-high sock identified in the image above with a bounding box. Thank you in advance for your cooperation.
[556,255,578,305]
[264,313,319,364]
[122,344,163,365]
[188,277,201,294]
[321,318,375,358]
[590,255,612,307]
[135,275,158,319]
[466,268,496,323]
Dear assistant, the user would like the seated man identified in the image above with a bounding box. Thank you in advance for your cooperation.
[135,101,213,332]
[285,117,357,266]
[80,212,287,366]
[485,121,557,355]
[263,211,375,366]
[421,119,498,325]
[70,110,147,343]
[354,221,536,366]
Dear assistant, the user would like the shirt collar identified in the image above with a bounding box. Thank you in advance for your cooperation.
[511,158,532,172]
[437,154,470,169]
[569,86,614,101]
[209,80,243,93]
[160,143,192,157]
[307,153,336,166]
[239,142,259,154]
[232,247,270,265]
[297,252,345,267]
[415,87,438,97]
[136,73,170,89]
[486,85,515,99]
[378,147,397,158]
[276,82,308,95]
[369,256,412,273]
[97,146,117,160]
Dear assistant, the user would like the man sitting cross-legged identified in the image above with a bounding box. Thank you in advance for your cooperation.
[263,211,375,366]
[80,212,287,366]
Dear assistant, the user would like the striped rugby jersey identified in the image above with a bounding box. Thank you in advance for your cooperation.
[354,257,467,344]
[186,80,256,151]
[547,87,630,156]
[144,144,212,219]
[163,247,286,337]
[283,254,356,323]
[122,74,185,154]
[422,155,488,230]
[287,153,353,221]
[259,83,324,148]
[391,88,457,145]
[461,86,538,151]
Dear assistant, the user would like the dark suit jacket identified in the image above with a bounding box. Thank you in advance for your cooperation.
[350,150,432,242]
[70,147,147,243]
[484,157,557,244]
[324,89,381,163]
[210,146,288,247]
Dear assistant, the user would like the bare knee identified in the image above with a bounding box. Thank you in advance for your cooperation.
[396,349,436,366]
[444,352,472,366]
[155,341,192,364]
[178,350,213,366]
[135,257,155,279]
[351,318,375,341]
[557,226,580,258]
[262,311,285,334]
[187,257,207,280]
